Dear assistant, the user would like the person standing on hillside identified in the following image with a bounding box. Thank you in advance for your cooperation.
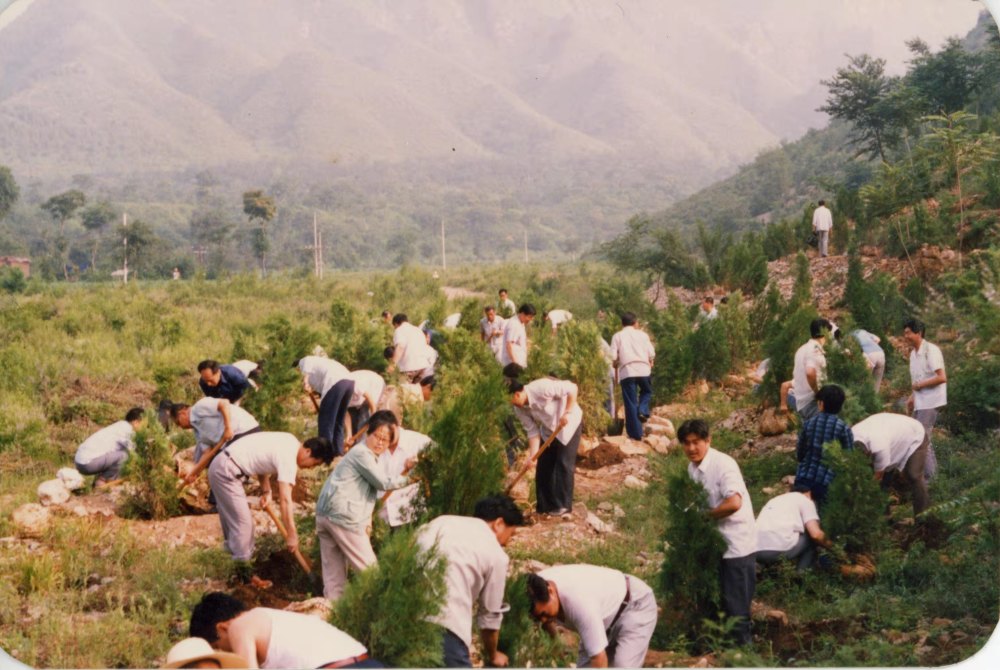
[500,303,536,368]
[679,419,756,646]
[812,200,833,258]
[791,318,832,420]
[610,312,655,441]
[498,288,516,318]
[849,329,886,391]
[416,495,525,667]
[903,318,947,480]
[296,355,354,457]
[793,384,854,507]
[198,360,252,405]
[480,305,506,359]
[74,407,145,487]
[527,564,658,668]
[509,376,583,517]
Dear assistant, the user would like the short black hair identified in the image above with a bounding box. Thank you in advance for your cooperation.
[484,305,496,313]
[392,313,408,326]
[507,380,525,394]
[902,318,925,336]
[366,409,399,432]
[816,384,846,414]
[381,310,391,318]
[703,296,714,305]
[291,358,302,369]
[677,418,710,442]
[518,303,536,317]
[792,483,812,494]
[810,318,833,339]
[197,360,219,373]
[419,375,436,389]
[169,403,190,421]
[473,494,526,526]
[501,363,523,380]
[499,288,508,295]
[818,199,826,206]
[526,573,551,605]
[620,312,637,327]
[125,407,145,423]
[383,345,395,360]
[303,436,335,464]
[189,592,248,643]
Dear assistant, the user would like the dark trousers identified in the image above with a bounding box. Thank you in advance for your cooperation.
[441,628,471,668]
[882,434,931,515]
[719,553,756,645]
[536,424,581,514]
[756,534,816,571]
[620,376,652,440]
[348,404,372,436]
[319,379,355,456]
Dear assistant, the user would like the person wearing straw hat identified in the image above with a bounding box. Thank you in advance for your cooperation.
[163,637,247,669]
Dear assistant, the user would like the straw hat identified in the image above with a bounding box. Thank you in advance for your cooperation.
[163,637,247,669]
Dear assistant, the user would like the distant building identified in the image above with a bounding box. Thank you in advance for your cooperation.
[0,256,30,278]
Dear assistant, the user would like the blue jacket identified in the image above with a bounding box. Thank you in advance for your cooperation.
[200,365,251,403]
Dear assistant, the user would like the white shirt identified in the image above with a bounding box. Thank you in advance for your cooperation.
[909,340,947,410]
[755,492,819,553]
[298,355,350,398]
[443,312,462,329]
[75,420,135,465]
[792,339,826,408]
[227,431,300,484]
[481,315,507,357]
[609,326,655,380]
[852,413,926,473]
[347,370,386,409]
[499,297,516,316]
[257,608,366,669]
[514,378,583,444]
[230,359,260,389]
[547,309,573,328]
[688,448,756,559]
[394,322,437,373]
[379,428,433,527]
[812,205,832,232]
[189,397,260,459]
[700,307,719,321]
[537,564,628,659]
[418,515,509,648]
[500,318,527,367]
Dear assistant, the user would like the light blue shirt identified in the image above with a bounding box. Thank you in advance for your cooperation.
[850,329,883,355]
[316,444,410,532]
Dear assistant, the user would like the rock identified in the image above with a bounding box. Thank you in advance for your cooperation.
[781,475,795,486]
[624,475,648,490]
[759,408,788,436]
[71,505,88,517]
[643,435,672,455]
[618,439,650,456]
[12,503,51,538]
[597,502,614,513]
[57,467,85,491]
[284,597,332,619]
[613,504,626,519]
[37,479,70,506]
[586,513,614,534]
[761,486,776,496]
[766,609,788,626]
[646,417,676,439]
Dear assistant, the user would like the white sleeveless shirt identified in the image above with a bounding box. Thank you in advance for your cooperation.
[258,608,367,669]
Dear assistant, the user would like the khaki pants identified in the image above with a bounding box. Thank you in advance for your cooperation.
[864,351,886,391]
[316,516,377,601]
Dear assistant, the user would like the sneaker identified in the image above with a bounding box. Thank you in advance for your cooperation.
[545,508,570,518]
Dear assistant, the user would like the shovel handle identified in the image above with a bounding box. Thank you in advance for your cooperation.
[504,430,560,496]
[262,501,312,574]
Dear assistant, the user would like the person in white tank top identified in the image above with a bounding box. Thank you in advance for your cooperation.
[189,592,379,669]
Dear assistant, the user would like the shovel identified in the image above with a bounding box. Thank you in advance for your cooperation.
[261,500,313,574]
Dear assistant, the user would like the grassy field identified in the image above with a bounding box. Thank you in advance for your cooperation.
[1,267,997,668]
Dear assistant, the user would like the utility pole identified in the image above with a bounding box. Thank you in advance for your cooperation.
[305,212,325,278]
[192,245,207,265]
[122,212,129,284]
[440,218,447,270]
[523,228,528,263]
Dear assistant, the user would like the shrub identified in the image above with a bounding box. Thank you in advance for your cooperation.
[545,320,611,435]
[330,528,446,668]
[790,251,812,308]
[0,266,27,293]
[941,357,1000,434]
[759,305,819,406]
[498,573,576,667]
[120,411,182,520]
[823,328,880,424]
[821,442,887,554]
[647,298,694,402]
[719,292,753,370]
[327,297,387,372]
[657,454,727,643]
[689,318,731,383]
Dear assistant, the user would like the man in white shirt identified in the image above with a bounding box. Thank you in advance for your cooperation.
[698,296,719,322]
[497,288,516,318]
[609,312,655,441]
[791,318,831,420]
[297,355,354,456]
[207,432,333,565]
[499,303,536,368]
[528,564,657,668]
[903,318,947,480]
[680,419,756,646]
[812,200,833,257]
[387,314,438,383]
[755,486,831,571]
[189,591,375,668]
[852,412,930,515]
[343,369,386,443]
[172,398,261,486]
[480,306,506,359]
[74,407,145,486]
[544,309,573,333]
[417,495,526,668]
[510,377,583,516]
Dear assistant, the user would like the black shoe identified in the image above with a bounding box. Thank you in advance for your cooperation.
[639,413,650,423]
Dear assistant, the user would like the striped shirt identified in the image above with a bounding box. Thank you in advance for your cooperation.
[794,413,854,488]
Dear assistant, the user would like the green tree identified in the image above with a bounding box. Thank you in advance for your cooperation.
[242,189,276,277]
[819,54,905,162]
[118,219,156,278]
[80,200,117,273]
[790,251,812,308]
[41,189,86,279]
[602,215,709,289]
[0,165,18,220]
[905,37,979,116]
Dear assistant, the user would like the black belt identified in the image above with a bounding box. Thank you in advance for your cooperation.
[320,652,369,668]
[225,451,251,480]
[607,575,631,632]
